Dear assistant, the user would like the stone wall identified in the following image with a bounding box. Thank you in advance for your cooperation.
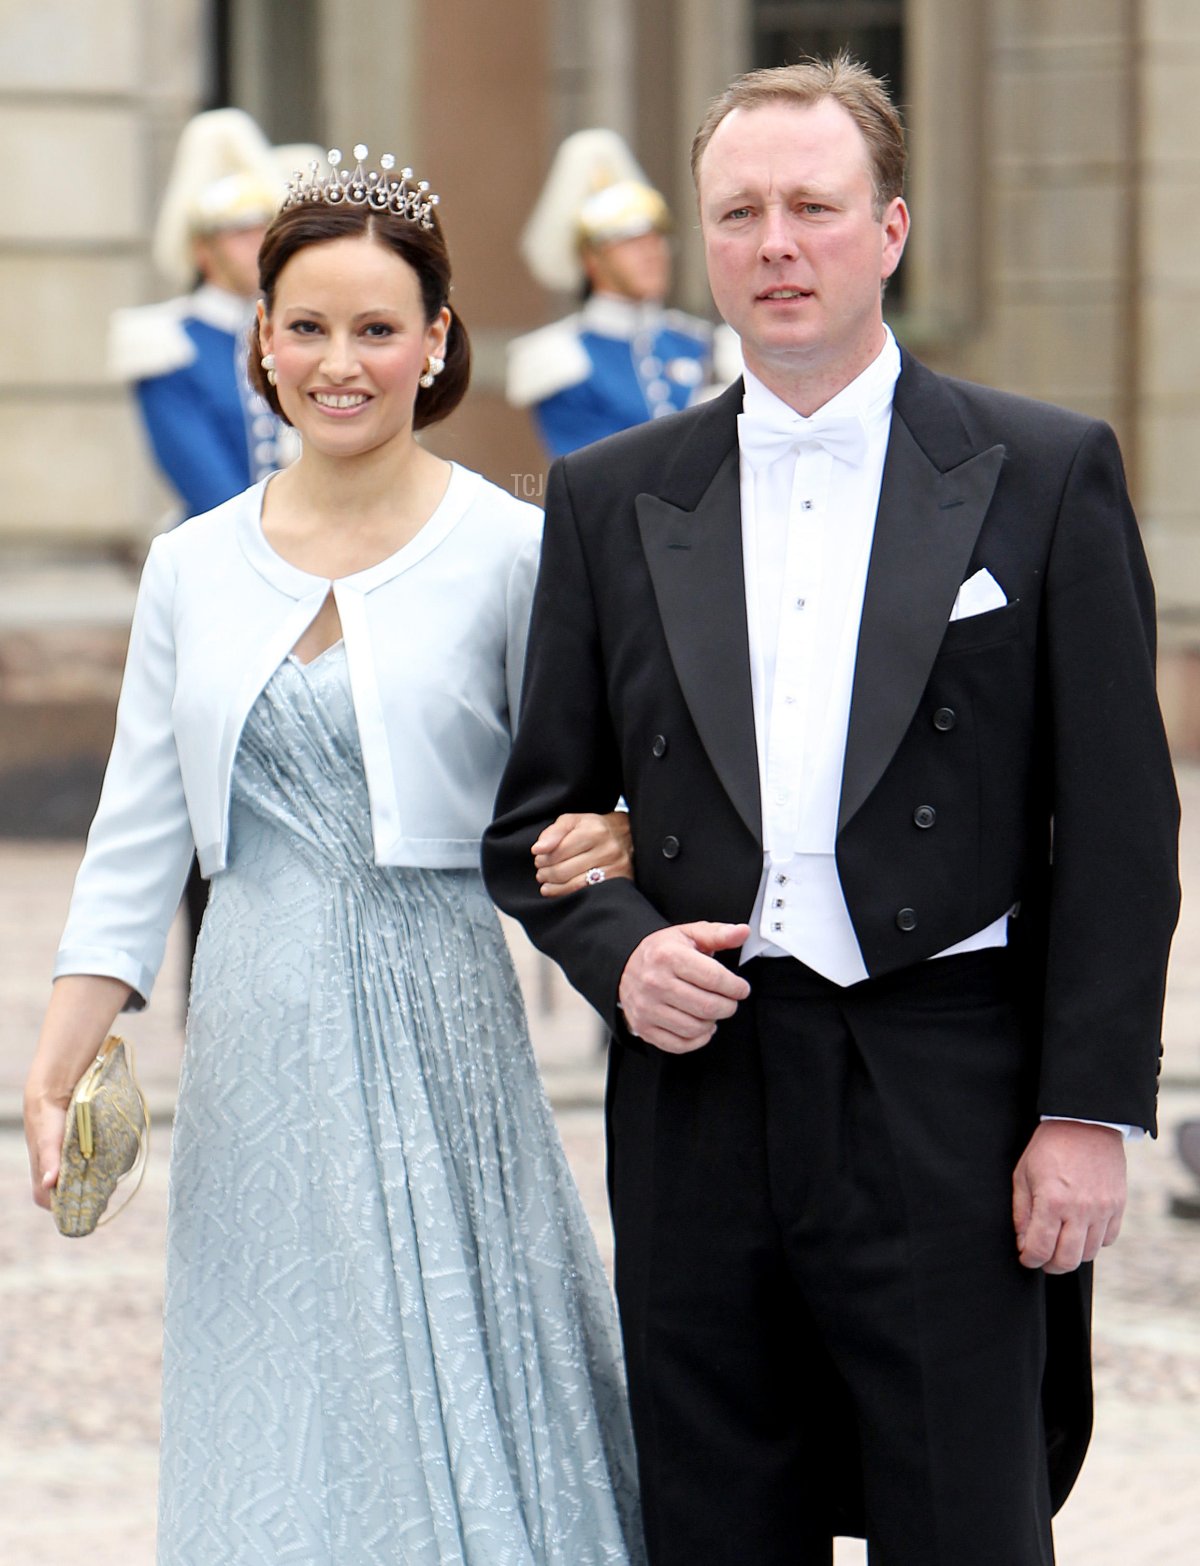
[908,0,1200,753]
[1140,0,1200,751]
[0,0,206,548]
[0,0,206,832]
[948,0,1137,432]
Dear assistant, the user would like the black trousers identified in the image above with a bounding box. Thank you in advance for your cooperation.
[606,949,1056,1566]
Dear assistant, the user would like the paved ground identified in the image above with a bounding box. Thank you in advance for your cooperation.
[2,767,1198,1563]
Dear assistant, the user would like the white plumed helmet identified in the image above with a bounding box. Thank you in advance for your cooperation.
[519,128,672,294]
[152,108,283,289]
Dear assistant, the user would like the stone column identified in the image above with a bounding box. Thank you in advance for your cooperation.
[0,0,207,549]
[954,0,1137,436]
[415,0,554,493]
[673,0,750,316]
[1139,0,1200,752]
[0,0,207,832]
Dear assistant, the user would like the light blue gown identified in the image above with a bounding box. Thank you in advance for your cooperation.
[157,644,644,1565]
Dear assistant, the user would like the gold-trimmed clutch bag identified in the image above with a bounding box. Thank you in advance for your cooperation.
[51,1034,150,1238]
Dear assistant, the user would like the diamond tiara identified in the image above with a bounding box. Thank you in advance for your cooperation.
[281,145,439,229]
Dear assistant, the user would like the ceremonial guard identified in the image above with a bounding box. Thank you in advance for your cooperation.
[108,108,300,526]
[507,129,739,457]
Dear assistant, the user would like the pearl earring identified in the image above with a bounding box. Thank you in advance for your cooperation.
[419,354,445,389]
[261,353,277,387]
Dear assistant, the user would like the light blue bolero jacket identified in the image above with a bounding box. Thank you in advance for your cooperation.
[56,463,542,1006]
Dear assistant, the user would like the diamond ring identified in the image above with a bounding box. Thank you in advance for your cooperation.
[585,867,606,885]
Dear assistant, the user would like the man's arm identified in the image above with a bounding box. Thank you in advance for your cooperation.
[486,455,762,1046]
[1035,418,1180,1130]
[483,459,673,1030]
[1013,418,1180,1270]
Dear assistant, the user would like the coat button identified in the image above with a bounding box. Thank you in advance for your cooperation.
[913,805,937,829]
[896,907,917,932]
[652,734,668,758]
[662,835,681,859]
[932,707,957,732]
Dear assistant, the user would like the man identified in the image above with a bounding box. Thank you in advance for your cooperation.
[108,108,298,525]
[484,55,1180,1566]
[506,128,739,457]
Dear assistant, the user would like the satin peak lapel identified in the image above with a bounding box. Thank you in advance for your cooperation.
[839,416,1005,833]
[636,448,762,843]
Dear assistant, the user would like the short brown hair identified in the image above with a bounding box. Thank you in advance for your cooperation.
[247,200,470,431]
[691,52,906,217]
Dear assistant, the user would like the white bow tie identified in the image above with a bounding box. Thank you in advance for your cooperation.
[738,405,870,469]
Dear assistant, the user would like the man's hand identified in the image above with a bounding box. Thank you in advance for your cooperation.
[619,922,751,1053]
[1012,1120,1127,1274]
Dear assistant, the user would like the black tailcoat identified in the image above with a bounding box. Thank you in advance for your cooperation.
[483,351,1180,1518]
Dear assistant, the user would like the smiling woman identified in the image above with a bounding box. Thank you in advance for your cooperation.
[243,185,472,642]
[23,149,645,1566]
[265,240,445,460]
[248,191,470,434]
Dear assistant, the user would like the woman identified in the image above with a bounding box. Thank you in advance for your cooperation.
[25,152,644,1565]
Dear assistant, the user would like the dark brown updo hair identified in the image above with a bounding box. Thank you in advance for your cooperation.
[247,199,470,431]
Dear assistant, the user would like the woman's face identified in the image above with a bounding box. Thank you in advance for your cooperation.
[258,234,449,458]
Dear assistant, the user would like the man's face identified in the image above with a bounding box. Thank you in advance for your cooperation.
[193,223,268,298]
[584,230,672,303]
[697,97,908,395]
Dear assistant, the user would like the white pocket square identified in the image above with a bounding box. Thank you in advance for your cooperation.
[949,567,1007,622]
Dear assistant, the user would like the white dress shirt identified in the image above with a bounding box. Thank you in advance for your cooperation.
[734,335,1137,1139]
[738,329,1008,983]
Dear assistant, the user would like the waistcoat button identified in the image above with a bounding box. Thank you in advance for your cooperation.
[896,907,918,932]
[662,835,681,859]
[932,707,957,732]
[913,805,937,829]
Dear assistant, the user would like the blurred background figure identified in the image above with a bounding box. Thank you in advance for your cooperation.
[506,128,740,458]
[1171,1119,1200,1219]
[107,108,300,530]
[106,108,307,959]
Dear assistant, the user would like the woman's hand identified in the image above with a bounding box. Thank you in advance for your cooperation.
[24,974,132,1210]
[532,810,634,898]
[24,1086,69,1211]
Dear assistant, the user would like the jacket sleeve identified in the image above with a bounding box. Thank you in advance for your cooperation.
[54,538,196,1007]
[1035,419,1180,1132]
[483,460,669,1032]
